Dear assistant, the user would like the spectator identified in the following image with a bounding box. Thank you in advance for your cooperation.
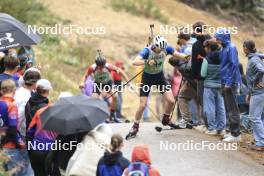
[243,39,264,151]
[45,92,82,176]
[25,79,51,131]
[215,28,242,142]
[14,68,41,137]
[0,52,5,74]
[191,21,211,127]
[47,132,87,176]
[66,123,113,176]
[0,55,20,87]
[27,106,58,176]
[0,79,27,175]
[14,55,30,83]
[201,39,226,135]
[175,32,199,127]
[96,133,130,176]
[170,68,182,122]
[112,60,125,120]
[122,144,160,176]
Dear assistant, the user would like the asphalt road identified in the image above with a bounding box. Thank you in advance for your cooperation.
[111,122,264,176]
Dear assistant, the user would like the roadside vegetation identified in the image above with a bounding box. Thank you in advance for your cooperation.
[110,0,168,23]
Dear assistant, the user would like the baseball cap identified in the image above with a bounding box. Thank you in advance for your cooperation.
[36,79,53,90]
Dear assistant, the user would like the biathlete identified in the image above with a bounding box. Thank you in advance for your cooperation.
[127,35,188,139]
[79,51,129,122]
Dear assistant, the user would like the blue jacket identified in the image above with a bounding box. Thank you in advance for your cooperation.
[246,52,264,96]
[214,28,241,86]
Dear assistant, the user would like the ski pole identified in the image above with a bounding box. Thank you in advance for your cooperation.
[106,69,144,100]
[169,75,184,121]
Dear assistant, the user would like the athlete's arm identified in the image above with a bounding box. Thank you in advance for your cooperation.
[132,48,150,66]
[132,56,145,66]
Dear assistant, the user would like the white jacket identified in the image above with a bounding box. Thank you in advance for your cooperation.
[14,87,31,137]
[65,131,111,176]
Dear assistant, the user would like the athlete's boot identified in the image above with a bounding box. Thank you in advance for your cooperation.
[126,122,139,140]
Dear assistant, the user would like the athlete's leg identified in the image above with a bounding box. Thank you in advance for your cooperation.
[135,96,149,122]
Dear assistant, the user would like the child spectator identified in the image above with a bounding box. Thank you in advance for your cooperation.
[27,79,57,176]
[25,79,51,130]
[15,68,41,137]
[96,133,130,176]
[0,56,20,87]
[122,144,160,176]
[201,39,226,135]
[243,39,264,151]
[0,79,27,175]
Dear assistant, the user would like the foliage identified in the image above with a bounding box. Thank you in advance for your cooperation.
[111,0,168,23]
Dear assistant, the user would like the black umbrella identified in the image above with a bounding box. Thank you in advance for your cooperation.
[0,13,41,51]
[40,95,110,135]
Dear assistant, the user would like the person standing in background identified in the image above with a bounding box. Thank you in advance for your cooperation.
[243,40,264,151]
[191,21,211,127]
[112,60,126,120]
[215,28,242,142]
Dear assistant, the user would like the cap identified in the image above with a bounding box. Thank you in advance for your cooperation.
[36,79,52,90]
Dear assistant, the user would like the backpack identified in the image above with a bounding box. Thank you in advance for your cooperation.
[127,162,149,176]
[99,164,123,176]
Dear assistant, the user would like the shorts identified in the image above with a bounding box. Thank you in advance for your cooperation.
[93,80,113,94]
[139,72,171,97]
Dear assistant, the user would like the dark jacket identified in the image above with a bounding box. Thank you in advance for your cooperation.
[96,150,130,176]
[201,50,222,88]
[191,34,211,79]
[246,52,264,95]
[214,28,241,87]
[25,92,49,130]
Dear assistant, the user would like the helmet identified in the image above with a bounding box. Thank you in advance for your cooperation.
[95,55,106,67]
[153,35,168,50]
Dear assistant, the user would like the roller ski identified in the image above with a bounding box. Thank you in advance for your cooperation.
[125,122,139,140]
[155,114,184,132]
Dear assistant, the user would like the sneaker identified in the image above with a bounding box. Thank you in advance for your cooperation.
[223,133,232,139]
[205,130,217,135]
[217,130,226,136]
[223,135,241,142]
[113,118,122,123]
[194,125,207,133]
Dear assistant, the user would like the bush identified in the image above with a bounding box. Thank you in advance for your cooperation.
[0,0,62,25]
[110,0,168,23]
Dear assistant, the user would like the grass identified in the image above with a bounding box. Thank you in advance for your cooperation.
[37,34,98,101]
[110,0,168,23]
